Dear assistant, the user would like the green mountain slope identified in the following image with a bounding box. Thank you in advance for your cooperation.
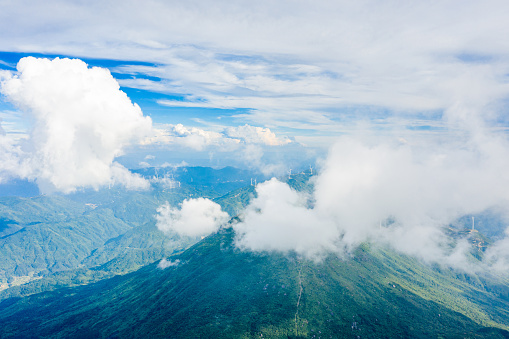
[0,166,271,298]
[133,166,266,196]
[1,227,508,338]
[0,184,214,294]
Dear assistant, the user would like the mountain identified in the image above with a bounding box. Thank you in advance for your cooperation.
[1,226,509,338]
[0,180,216,296]
[0,179,40,198]
[0,166,274,299]
[133,166,267,196]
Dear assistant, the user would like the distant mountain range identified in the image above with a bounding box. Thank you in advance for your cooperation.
[0,166,267,298]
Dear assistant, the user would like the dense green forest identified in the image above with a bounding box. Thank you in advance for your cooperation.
[1,226,509,338]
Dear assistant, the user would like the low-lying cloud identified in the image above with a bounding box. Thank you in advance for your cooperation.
[0,57,153,193]
[157,258,180,270]
[234,131,509,271]
[156,198,229,237]
[234,178,339,259]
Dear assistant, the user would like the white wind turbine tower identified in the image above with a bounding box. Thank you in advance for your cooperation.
[288,168,292,179]
[309,165,313,175]
[472,216,475,231]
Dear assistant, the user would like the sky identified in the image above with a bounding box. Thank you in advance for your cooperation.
[1,1,508,168]
[2,0,509,268]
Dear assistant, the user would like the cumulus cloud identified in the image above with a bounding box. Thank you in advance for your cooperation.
[234,132,509,270]
[0,131,25,184]
[0,57,152,193]
[145,124,237,151]
[225,124,291,146]
[235,179,339,259]
[144,123,291,175]
[313,137,509,245]
[156,198,229,237]
[146,123,291,149]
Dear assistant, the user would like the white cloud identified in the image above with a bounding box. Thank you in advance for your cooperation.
[0,132,26,184]
[234,132,509,270]
[225,124,291,146]
[145,124,239,151]
[3,1,509,135]
[313,137,509,245]
[156,198,229,237]
[150,172,180,189]
[234,179,339,260]
[161,160,188,168]
[143,123,291,175]
[0,57,152,193]
[146,123,290,149]
[239,144,286,176]
[157,258,180,270]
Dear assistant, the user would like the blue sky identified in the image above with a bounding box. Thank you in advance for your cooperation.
[1,0,509,194]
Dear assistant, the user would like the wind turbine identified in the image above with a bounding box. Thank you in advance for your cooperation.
[309,165,313,175]
[288,168,292,179]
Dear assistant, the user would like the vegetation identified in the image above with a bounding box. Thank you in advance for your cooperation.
[2,168,509,338]
[0,166,261,297]
[1,227,509,338]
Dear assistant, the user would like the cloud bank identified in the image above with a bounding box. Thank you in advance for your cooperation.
[234,131,509,271]
[146,123,291,150]
[156,198,229,237]
[0,57,153,193]
[144,123,292,175]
